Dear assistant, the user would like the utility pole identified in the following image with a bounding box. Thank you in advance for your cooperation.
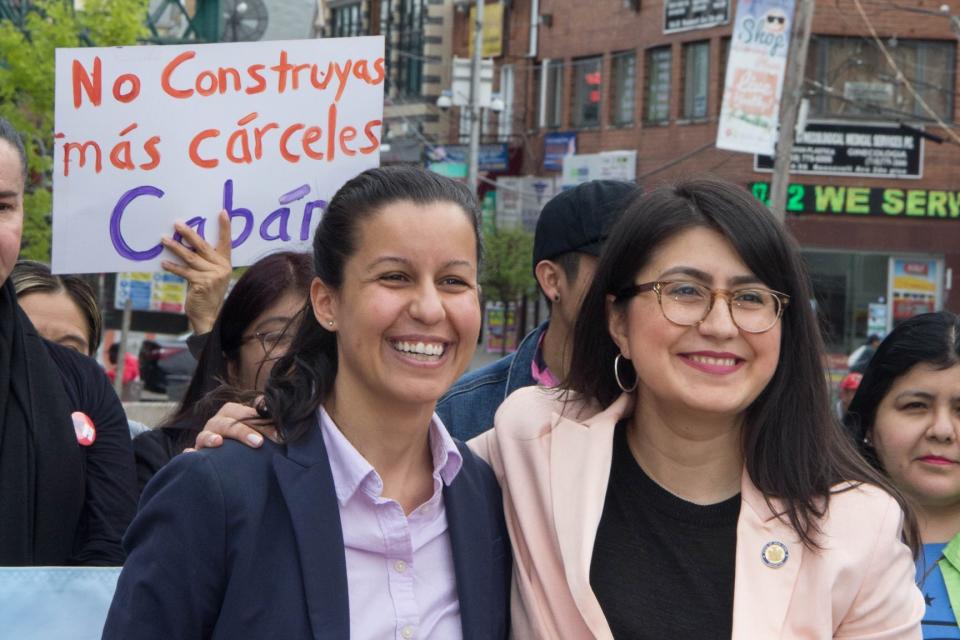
[769,0,815,221]
[467,0,485,196]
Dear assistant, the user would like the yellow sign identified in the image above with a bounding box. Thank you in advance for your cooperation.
[468,2,504,58]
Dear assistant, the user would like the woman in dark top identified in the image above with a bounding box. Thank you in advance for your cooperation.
[133,250,312,491]
[0,116,135,566]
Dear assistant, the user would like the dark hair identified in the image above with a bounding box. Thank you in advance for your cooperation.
[161,251,313,450]
[11,260,102,355]
[565,177,917,552]
[847,312,960,456]
[0,116,27,182]
[260,165,481,443]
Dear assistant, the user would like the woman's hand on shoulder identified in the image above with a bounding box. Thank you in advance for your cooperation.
[190,402,279,451]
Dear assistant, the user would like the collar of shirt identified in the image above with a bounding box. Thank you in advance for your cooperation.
[319,406,463,507]
[530,327,561,388]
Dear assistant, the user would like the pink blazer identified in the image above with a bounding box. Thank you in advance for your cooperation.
[469,386,924,640]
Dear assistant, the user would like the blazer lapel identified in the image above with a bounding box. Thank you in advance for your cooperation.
[272,425,350,640]
[549,394,631,640]
[731,473,804,640]
[444,453,492,640]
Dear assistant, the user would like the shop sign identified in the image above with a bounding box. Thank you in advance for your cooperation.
[427,143,508,172]
[468,2,504,58]
[496,176,558,231]
[750,182,960,220]
[889,258,940,321]
[754,121,923,179]
[115,272,186,313]
[561,151,637,189]
[543,132,577,172]
[664,0,731,33]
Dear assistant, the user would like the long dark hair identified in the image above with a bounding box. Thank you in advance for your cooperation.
[847,311,960,464]
[565,177,918,551]
[259,165,481,443]
[161,250,313,450]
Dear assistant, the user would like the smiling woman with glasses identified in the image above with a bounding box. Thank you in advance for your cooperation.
[470,177,924,639]
[132,250,312,493]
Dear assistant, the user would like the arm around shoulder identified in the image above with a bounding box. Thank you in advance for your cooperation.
[102,451,227,640]
[834,489,924,639]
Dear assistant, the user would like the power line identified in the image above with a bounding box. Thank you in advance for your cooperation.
[851,0,960,145]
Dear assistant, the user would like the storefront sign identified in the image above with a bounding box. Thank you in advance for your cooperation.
[427,143,508,172]
[750,182,960,219]
[889,258,939,321]
[664,0,731,33]
[717,0,795,155]
[115,272,187,313]
[543,131,577,172]
[561,151,637,189]
[754,121,923,179]
[496,176,558,231]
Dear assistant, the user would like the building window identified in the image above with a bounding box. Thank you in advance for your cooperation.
[330,3,362,37]
[683,41,710,119]
[717,37,730,114]
[392,0,425,97]
[572,56,603,128]
[645,46,672,123]
[807,36,955,122]
[610,50,636,127]
[542,59,564,128]
[498,64,514,142]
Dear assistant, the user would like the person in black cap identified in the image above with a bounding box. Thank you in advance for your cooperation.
[436,179,640,441]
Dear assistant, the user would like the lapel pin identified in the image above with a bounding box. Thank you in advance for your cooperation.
[761,541,789,569]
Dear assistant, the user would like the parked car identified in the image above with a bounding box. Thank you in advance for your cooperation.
[138,333,196,401]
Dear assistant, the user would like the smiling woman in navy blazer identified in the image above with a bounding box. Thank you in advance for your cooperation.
[103,166,510,640]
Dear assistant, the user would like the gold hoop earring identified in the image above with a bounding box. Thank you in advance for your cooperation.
[614,354,638,393]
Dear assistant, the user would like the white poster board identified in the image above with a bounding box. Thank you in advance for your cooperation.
[53,37,384,273]
[716,0,794,155]
[561,151,637,189]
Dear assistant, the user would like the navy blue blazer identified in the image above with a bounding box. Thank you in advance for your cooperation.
[103,423,511,640]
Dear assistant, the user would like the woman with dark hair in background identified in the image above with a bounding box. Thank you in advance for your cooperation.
[11,259,102,356]
[132,250,312,491]
[104,165,510,639]
[472,178,923,638]
[0,117,135,566]
[847,311,960,638]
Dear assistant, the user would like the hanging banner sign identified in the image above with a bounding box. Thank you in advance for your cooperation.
[750,182,960,219]
[716,0,795,155]
[664,0,731,33]
[52,36,384,274]
[754,121,923,178]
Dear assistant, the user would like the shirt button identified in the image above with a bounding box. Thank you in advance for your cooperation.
[394,560,407,573]
[401,626,414,639]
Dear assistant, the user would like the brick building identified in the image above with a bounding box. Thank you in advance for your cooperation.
[447,0,960,353]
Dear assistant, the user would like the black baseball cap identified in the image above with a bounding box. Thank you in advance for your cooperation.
[532,179,639,270]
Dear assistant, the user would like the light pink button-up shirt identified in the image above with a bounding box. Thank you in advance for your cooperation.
[319,407,464,640]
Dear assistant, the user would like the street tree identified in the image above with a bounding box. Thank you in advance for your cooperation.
[480,225,535,354]
[0,0,148,261]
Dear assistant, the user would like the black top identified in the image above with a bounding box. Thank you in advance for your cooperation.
[45,339,138,565]
[133,427,181,494]
[590,421,740,639]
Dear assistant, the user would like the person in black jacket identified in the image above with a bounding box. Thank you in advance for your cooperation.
[0,116,136,566]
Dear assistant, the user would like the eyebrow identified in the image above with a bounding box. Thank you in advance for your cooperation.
[0,190,20,199]
[658,266,764,287]
[253,315,296,332]
[366,256,475,270]
[893,390,935,402]
[57,335,89,352]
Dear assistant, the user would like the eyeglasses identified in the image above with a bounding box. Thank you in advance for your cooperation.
[614,280,790,334]
[240,327,295,358]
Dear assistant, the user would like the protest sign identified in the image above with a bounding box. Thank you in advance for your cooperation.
[52,37,384,273]
[716,0,794,155]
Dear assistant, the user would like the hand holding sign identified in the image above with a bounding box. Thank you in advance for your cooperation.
[161,211,232,335]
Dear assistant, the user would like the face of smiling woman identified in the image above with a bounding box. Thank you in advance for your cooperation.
[608,225,783,422]
[311,199,481,412]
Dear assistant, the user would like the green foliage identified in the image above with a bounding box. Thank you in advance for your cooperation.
[480,225,536,306]
[0,0,149,263]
